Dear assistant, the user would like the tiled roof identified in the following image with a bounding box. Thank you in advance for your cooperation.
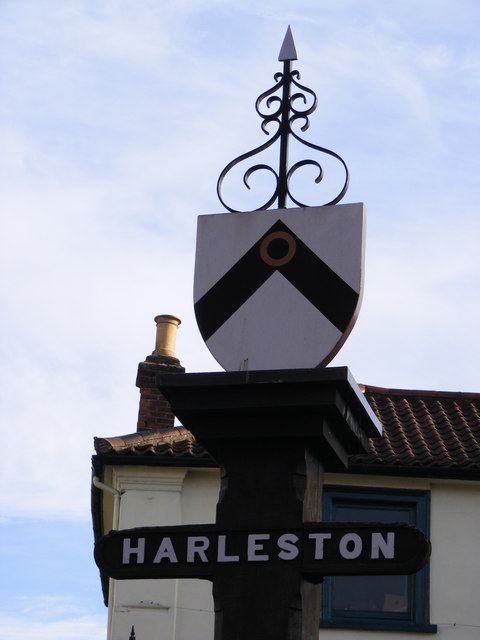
[92,427,215,606]
[350,385,480,477]
[93,386,480,479]
[92,384,480,605]
[93,426,215,466]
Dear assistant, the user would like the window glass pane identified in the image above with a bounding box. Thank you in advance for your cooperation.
[321,487,431,630]
[334,505,412,524]
[332,575,409,613]
[330,501,412,616]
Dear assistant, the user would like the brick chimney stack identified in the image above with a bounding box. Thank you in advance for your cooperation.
[136,315,184,431]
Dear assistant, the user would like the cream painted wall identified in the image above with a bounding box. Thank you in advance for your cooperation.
[429,482,480,639]
[316,473,480,640]
[106,466,220,640]
[104,466,480,640]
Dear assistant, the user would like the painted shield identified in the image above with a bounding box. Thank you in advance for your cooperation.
[194,204,365,371]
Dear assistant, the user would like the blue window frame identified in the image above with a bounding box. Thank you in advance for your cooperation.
[320,486,436,633]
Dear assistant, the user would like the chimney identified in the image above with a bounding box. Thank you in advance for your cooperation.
[136,315,184,431]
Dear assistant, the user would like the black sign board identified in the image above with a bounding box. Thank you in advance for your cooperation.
[95,521,430,582]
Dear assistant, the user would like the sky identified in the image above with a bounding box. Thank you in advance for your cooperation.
[1,1,479,638]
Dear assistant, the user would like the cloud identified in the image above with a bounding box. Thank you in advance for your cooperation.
[0,5,479,639]
[0,610,106,640]
[1,0,479,523]
[331,195,480,391]
[0,520,107,636]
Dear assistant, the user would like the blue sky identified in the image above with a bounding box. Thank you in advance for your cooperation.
[1,1,480,638]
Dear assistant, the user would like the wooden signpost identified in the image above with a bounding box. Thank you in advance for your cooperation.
[96,522,430,581]
[95,28,432,640]
[95,369,431,639]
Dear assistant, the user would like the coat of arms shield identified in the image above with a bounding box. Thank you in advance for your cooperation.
[194,203,365,371]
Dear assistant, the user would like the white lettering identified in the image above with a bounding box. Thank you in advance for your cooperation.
[247,533,270,561]
[308,533,332,559]
[187,536,210,562]
[217,535,240,562]
[277,533,299,560]
[153,537,178,564]
[371,532,395,559]
[122,537,145,564]
[339,533,362,559]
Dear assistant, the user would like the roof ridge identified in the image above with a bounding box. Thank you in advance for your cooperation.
[363,385,480,399]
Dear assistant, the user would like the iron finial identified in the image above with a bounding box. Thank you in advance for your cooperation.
[217,27,350,212]
[278,25,297,61]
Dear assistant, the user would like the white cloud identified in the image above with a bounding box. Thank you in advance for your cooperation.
[0,4,479,637]
[0,0,479,516]
[0,611,106,640]
[332,199,480,391]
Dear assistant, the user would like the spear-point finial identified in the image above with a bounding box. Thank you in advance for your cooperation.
[216,28,349,212]
[278,25,297,61]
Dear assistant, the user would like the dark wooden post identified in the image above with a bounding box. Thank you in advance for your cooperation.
[157,367,381,640]
[210,441,323,640]
[96,369,431,640]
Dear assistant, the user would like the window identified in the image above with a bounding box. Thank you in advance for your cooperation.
[320,486,436,633]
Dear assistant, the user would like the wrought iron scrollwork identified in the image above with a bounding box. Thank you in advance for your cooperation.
[217,31,349,212]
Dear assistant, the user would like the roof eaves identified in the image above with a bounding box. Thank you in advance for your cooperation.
[347,462,480,481]
[362,384,480,400]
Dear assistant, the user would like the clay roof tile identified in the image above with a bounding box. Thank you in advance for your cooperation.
[93,386,480,478]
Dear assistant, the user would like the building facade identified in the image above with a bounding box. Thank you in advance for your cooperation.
[92,326,480,640]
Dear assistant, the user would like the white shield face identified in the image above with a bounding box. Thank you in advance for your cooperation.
[194,204,365,371]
